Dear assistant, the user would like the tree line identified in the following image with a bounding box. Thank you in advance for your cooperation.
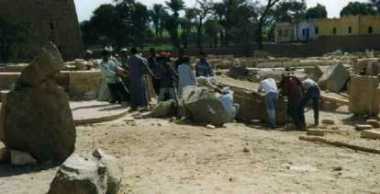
[80,0,380,52]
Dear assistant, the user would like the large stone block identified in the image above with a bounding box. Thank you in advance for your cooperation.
[349,75,379,115]
[66,71,103,100]
[233,88,287,125]
[319,64,350,93]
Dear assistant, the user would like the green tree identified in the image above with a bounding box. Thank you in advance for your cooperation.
[257,0,284,49]
[340,2,377,17]
[305,3,327,19]
[165,0,185,48]
[204,19,221,47]
[150,4,166,38]
[194,0,213,50]
[371,0,380,12]
[271,0,306,23]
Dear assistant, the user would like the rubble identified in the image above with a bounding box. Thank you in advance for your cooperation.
[48,149,123,194]
[366,119,380,128]
[1,43,76,163]
[361,129,380,140]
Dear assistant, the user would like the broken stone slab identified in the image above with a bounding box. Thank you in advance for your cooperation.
[48,150,123,194]
[318,64,350,93]
[11,150,37,166]
[367,119,380,128]
[361,129,380,140]
[227,64,250,79]
[321,119,335,125]
[1,44,76,163]
[306,129,325,136]
[355,124,373,131]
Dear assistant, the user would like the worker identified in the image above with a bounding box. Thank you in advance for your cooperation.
[99,48,128,104]
[148,48,160,95]
[195,51,214,77]
[280,75,305,130]
[300,78,320,126]
[258,77,279,129]
[157,53,178,102]
[177,57,196,96]
[127,47,151,110]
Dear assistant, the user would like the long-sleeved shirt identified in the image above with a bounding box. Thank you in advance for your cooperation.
[99,59,119,84]
[258,78,278,95]
[302,78,319,90]
[178,64,196,94]
[196,59,214,77]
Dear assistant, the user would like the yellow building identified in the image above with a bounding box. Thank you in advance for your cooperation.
[317,15,380,36]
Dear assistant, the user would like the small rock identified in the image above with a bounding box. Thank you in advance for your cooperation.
[322,119,335,125]
[206,124,216,129]
[361,129,380,140]
[243,147,250,153]
[366,119,380,128]
[11,150,37,166]
[333,166,343,171]
[355,124,373,131]
[306,130,325,136]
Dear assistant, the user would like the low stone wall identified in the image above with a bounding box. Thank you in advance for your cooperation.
[0,70,103,101]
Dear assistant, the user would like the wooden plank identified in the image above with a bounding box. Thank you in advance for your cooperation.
[299,136,380,154]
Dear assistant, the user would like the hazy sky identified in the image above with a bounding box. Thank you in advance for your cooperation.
[74,0,369,22]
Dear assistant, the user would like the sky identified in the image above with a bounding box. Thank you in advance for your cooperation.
[74,0,369,22]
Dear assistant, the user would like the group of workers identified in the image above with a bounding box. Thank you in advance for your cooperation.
[259,75,321,130]
[99,47,215,111]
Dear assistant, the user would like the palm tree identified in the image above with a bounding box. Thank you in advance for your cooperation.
[150,4,166,38]
[165,0,185,17]
[165,0,185,48]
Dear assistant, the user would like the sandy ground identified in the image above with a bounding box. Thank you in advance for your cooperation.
[0,109,380,194]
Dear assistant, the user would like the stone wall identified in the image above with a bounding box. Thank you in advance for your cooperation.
[0,0,83,60]
[0,71,103,101]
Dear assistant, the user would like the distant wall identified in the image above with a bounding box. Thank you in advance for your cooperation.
[186,35,380,58]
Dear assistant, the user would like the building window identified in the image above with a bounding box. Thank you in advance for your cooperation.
[333,27,337,35]
[369,26,373,34]
[348,26,352,34]
[315,27,319,35]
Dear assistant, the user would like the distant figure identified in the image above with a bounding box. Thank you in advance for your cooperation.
[175,48,186,72]
[300,78,320,126]
[258,77,279,129]
[157,54,178,102]
[148,48,160,95]
[178,57,196,96]
[280,75,305,130]
[99,49,128,104]
[195,52,214,77]
[127,47,149,110]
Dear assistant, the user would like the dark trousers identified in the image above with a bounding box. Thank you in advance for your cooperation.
[301,86,320,126]
[288,100,305,130]
[108,82,128,103]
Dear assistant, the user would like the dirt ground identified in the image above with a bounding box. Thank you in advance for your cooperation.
[0,109,380,194]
